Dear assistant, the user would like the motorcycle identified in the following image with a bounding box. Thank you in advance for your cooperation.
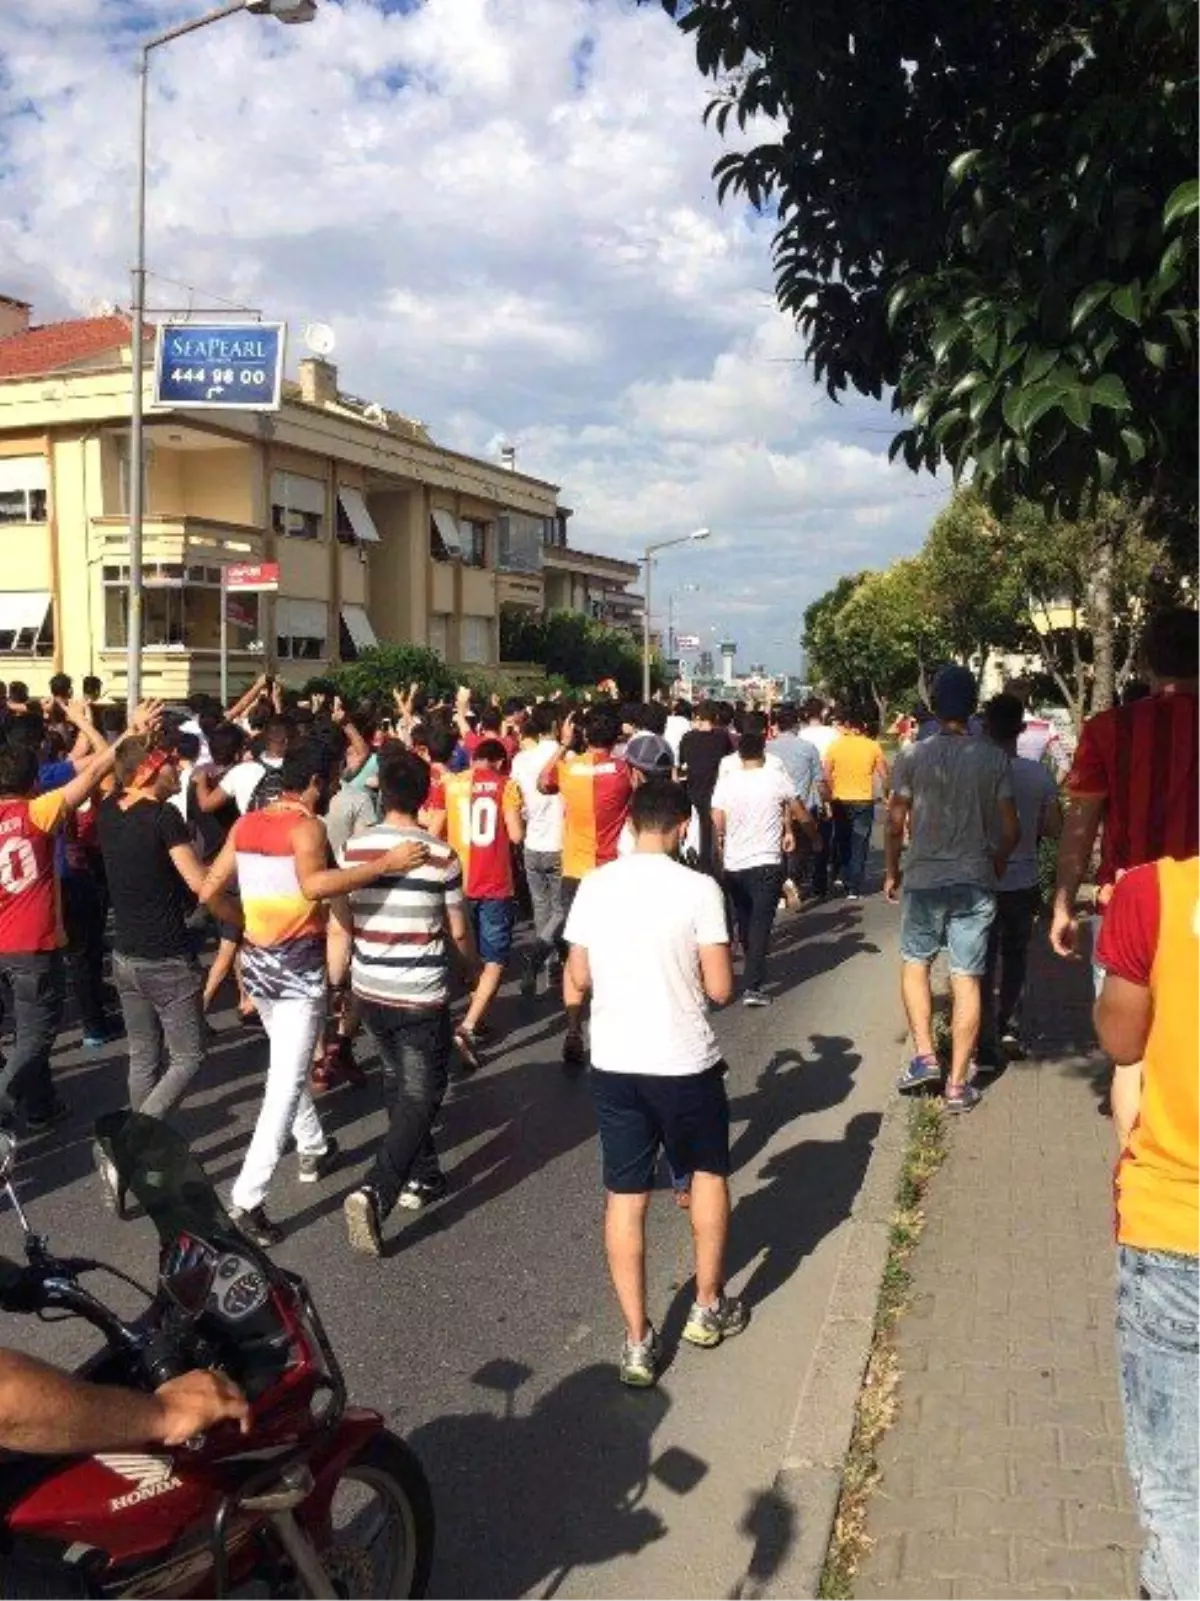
[0,1111,435,1598]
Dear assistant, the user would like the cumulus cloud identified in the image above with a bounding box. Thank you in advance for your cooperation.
[0,0,948,669]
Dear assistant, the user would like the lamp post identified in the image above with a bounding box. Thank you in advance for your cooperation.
[126,0,317,707]
[641,528,710,701]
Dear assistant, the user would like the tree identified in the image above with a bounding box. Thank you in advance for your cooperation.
[500,608,656,696]
[664,0,1197,526]
[921,491,1030,677]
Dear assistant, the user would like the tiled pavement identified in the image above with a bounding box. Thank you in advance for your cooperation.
[854,940,1144,1600]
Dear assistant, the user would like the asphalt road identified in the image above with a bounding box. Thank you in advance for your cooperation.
[0,889,905,1599]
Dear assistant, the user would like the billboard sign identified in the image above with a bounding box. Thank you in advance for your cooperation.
[225,561,280,592]
[153,322,285,410]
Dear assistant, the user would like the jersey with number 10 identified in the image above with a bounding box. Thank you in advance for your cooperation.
[444,769,520,900]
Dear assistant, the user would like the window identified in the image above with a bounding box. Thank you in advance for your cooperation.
[428,612,449,657]
[461,520,489,569]
[460,615,492,664]
[0,458,49,524]
[101,565,262,652]
[271,471,326,541]
[542,513,567,549]
[336,486,381,546]
[0,592,53,655]
[276,597,328,661]
[430,508,463,561]
[496,512,544,573]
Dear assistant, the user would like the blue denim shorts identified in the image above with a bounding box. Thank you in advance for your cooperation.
[467,897,515,966]
[1116,1246,1199,1601]
[900,884,997,977]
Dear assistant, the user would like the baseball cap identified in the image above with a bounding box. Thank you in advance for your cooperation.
[624,733,674,774]
[931,664,979,723]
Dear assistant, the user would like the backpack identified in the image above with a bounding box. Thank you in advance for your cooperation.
[247,764,287,812]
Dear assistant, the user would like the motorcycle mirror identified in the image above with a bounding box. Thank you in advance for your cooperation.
[0,1132,15,1186]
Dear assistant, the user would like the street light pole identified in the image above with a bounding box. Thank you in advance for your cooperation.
[640,527,710,701]
[126,0,316,706]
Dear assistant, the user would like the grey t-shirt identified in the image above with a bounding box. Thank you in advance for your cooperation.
[766,732,825,810]
[892,733,1014,890]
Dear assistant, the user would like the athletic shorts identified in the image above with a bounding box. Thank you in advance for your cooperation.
[590,1063,730,1194]
[467,897,515,966]
[900,884,996,977]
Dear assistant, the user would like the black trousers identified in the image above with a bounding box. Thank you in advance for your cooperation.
[63,872,109,1038]
[725,864,784,992]
[981,886,1041,1040]
[360,1002,453,1216]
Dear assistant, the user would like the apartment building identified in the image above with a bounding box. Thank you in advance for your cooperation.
[0,294,639,697]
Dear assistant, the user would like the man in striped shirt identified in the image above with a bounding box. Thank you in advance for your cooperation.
[1051,608,1198,967]
[330,746,478,1256]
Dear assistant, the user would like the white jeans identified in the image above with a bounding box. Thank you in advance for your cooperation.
[230,994,327,1213]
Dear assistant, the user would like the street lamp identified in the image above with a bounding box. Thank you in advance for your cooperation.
[641,527,710,700]
[126,0,317,706]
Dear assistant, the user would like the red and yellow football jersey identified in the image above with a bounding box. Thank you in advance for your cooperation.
[553,751,632,881]
[444,769,520,900]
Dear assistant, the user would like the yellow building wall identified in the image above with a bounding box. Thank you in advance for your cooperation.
[431,563,455,615]
[339,548,368,607]
[50,435,94,685]
[279,537,331,601]
[179,445,260,526]
[461,566,496,618]
[369,489,424,646]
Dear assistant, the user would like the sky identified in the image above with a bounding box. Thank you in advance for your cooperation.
[0,0,949,673]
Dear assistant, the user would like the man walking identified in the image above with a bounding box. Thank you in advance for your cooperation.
[678,700,733,874]
[885,666,1019,1113]
[333,747,478,1254]
[564,780,741,1387]
[443,738,524,1068]
[511,703,565,1000]
[824,714,889,898]
[767,704,826,903]
[1094,854,1198,1601]
[978,693,1062,1065]
[712,725,817,1006]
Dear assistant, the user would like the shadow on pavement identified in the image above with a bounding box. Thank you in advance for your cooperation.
[736,1483,796,1597]
[411,1358,706,1599]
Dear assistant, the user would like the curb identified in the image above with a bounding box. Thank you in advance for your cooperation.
[736,1087,912,1600]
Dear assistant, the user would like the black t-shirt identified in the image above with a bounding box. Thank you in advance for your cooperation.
[679,728,733,804]
[97,796,194,960]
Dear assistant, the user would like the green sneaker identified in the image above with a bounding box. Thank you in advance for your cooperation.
[618,1326,660,1388]
[682,1293,749,1349]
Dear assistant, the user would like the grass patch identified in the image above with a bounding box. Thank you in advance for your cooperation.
[818,1098,947,1600]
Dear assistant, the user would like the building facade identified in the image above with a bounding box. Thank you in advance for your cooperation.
[0,297,639,697]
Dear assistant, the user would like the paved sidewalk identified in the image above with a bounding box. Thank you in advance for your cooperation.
[855,941,1143,1600]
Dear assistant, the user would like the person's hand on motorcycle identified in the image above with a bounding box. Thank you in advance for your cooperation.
[154,1370,250,1446]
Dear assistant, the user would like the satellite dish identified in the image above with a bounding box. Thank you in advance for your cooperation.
[304,321,336,357]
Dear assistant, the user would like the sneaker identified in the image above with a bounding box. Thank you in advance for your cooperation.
[742,989,771,1008]
[230,1205,283,1248]
[455,1026,483,1074]
[562,1030,587,1070]
[25,1097,69,1135]
[92,1139,126,1219]
[896,1055,942,1094]
[781,879,801,910]
[344,1187,384,1256]
[519,955,539,1002]
[1000,1030,1028,1060]
[845,890,861,902]
[944,1082,982,1114]
[682,1293,749,1349]
[82,1031,112,1050]
[619,1326,661,1388]
[297,1136,340,1184]
[397,1172,449,1212]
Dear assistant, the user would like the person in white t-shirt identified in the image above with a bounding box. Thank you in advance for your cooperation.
[564,779,744,1388]
[712,726,819,1006]
[717,710,785,780]
[663,701,693,762]
[511,704,566,999]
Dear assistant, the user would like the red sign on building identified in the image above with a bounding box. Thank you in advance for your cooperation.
[225,561,280,592]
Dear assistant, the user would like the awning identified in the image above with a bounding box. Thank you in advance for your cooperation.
[275,597,328,638]
[341,603,377,651]
[337,486,380,544]
[0,457,48,493]
[270,471,326,516]
[431,507,463,557]
[0,591,51,632]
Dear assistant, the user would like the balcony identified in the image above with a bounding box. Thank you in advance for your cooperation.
[497,570,544,611]
[90,514,266,567]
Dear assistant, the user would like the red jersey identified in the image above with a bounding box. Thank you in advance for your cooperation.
[1068,690,1198,887]
[444,768,520,900]
[546,750,633,880]
[0,791,69,953]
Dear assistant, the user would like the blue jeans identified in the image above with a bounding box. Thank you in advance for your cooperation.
[832,801,874,894]
[1117,1245,1199,1600]
[900,884,997,977]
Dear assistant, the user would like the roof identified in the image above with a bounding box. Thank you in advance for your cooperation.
[543,542,640,578]
[0,315,146,379]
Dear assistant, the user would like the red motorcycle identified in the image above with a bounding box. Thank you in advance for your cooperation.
[0,1111,435,1598]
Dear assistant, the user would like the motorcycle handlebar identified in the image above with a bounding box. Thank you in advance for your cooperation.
[0,1260,144,1354]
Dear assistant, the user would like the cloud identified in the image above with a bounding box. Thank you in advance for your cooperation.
[0,0,949,670]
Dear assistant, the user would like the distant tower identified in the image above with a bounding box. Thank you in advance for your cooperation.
[720,639,737,687]
[698,649,714,678]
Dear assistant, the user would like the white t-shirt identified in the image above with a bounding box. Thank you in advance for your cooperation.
[718,749,786,779]
[801,722,840,759]
[664,715,691,760]
[511,740,564,854]
[564,852,728,1076]
[711,764,795,872]
[221,759,269,814]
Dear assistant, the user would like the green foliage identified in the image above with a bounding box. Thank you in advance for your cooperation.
[324,644,455,708]
[665,0,1197,526]
[500,609,658,696]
